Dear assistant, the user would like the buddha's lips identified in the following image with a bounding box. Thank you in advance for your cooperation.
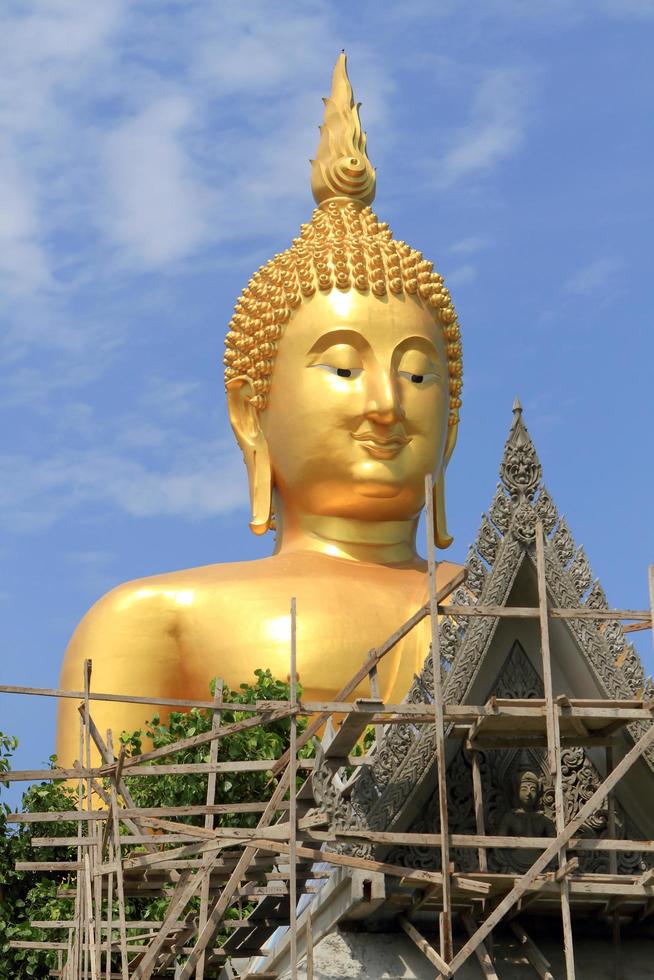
[352,431,412,459]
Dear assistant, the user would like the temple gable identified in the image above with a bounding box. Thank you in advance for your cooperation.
[346,401,653,850]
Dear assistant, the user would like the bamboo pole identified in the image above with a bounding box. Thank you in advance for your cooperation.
[535,522,575,980]
[471,750,488,872]
[289,597,299,980]
[306,909,314,980]
[398,915,451,976]
[270,566,467,775]
[93,817,103,980]
[12,561,654,972]
[108,706,295,774]
[425,473,453,963]
[509,921,554,980]
[605,745,622,980]
[460,912,498,979]
[84,853,99,980]
[105,841,113,980]
[74,706,85,980]
[368,664,384,749]
[447,710,654,975]
[177,766,294,979]
[106,732,129,980]
[195,679,223,980]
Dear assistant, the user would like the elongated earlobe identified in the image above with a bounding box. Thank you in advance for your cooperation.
[433,471,453,549]
[433,422,458,550]
[249,444,273,535]
[226,376,273,536]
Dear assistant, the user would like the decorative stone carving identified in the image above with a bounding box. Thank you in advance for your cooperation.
[615,644,645,691]
[585,580,609,611]
[493,641,541,700]
[584,581,609,633]
[568,547,593,599]
[382,641,650,876]
[496,768,555,873]
[534,486,558,534]
[551,518,575,568]
[464,546,487,597]
[476,515,501,565]
[450,585,473,608]
[341,402,653,849]
[510,499,537,543]
[603,620,626,662]
[499,401,542,501]
[439,617,461,663]
[488,484,512,535]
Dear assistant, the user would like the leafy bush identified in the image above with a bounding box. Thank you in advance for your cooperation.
[0,670,313,977]
[0,735,78,978]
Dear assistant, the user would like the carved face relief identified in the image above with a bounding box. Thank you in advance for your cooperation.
[516,770,540,811]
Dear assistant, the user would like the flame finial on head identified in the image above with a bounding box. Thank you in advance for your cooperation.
[311,52,376,208]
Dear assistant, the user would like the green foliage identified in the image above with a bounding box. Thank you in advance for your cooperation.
[0,737,77,979]
[0,670,315,977]
[121,669,312,827]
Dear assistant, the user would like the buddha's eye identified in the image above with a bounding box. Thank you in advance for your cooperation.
[398,369,440,386]
[314,363,363,380]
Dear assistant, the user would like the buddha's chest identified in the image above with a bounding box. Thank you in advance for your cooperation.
[179,568,431,704]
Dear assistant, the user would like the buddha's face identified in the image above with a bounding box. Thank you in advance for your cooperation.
[261,290,449,523]
[517,772,539,810]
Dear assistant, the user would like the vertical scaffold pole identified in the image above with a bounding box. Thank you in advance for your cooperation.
[106,730,129,980]
[196,678,224,980]
[424,474,453,964]
[471,750,488,873]
[74,673,85,980]
[306,909,314,980]
[289,597,299,979]
[535,521,576,980]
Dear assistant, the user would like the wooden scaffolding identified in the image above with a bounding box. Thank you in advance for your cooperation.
[3,483,653,979]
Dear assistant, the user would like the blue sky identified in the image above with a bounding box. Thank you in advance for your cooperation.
[1,1,653,804]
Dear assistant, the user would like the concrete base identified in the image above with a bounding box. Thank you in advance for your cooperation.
[287,928,653,979]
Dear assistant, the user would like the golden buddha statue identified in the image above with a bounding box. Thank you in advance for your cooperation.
[56,54,464,764]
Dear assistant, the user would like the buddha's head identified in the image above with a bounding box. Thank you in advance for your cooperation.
[514,769,541,811]
[225,54,462,552]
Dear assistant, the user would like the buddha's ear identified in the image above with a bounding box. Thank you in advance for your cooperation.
[433,422,458,551]
[226,377,272,536]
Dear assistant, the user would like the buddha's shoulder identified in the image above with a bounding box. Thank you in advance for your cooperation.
[79,553,465,630]
[78,556,290,627]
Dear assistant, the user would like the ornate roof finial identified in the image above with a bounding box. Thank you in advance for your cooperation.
[311,51,376,209]
[500,400,542,502]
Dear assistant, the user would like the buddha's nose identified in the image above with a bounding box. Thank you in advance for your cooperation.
[364,369,404,425]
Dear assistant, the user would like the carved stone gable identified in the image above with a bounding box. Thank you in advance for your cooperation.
[344,401,651,840]
[385,641,651,876]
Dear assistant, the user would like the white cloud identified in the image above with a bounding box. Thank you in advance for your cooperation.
[447,264,478,287]
[139,378,202,420]
[596,0,654,19]
[0,147,52,294]
[65,550,114,567]
[0,371,247,531]
[102,95,213,266]
[0,1,124,291]
[450,236,492,255]
[564,257,622,295]
[0,0,390,372]
[437,69,533,188]
[0,441,247,532]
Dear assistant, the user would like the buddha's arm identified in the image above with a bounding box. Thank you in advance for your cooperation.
[56,584,183,767]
